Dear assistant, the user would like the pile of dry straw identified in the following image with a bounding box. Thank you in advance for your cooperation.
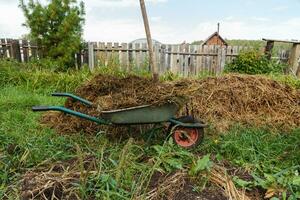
[42,74,300,133]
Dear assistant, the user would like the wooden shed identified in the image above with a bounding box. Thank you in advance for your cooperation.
[202,32,228,47]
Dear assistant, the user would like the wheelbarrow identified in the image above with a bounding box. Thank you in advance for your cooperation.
[32,93,207,148]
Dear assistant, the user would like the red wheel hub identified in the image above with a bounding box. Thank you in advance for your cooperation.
[173,128,199,147]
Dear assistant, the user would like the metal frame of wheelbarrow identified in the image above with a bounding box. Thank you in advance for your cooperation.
[32,93,207,148]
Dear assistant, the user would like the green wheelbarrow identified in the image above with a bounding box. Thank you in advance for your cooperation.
[32,93,207,148]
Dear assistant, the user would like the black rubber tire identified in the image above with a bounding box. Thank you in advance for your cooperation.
[168,116,204,149]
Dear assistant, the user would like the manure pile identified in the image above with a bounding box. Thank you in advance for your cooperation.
[42,74,300,134]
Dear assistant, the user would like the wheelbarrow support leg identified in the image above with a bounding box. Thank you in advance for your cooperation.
[168,118,207,128]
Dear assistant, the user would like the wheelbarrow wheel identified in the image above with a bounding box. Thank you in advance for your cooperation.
[168,116,204,149]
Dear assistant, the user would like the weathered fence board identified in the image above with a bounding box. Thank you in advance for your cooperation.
[0,38,291,76]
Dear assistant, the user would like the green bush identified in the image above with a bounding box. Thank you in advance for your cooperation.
[19,0,85,68]
[224,50,286,74]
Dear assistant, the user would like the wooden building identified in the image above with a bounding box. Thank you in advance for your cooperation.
[202,32,228,46]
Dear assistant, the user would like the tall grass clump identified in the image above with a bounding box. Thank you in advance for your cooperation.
[0,59,92,93]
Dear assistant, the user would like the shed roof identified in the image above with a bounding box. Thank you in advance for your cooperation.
[202,32,228,46]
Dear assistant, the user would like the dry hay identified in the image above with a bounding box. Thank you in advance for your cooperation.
[210,165,251,200]
[182,74,300,132]
[20,157,97,200]
[41,74,300,134]
[145,171,186,200]
[20,162,249,200]
[144,165,252,200]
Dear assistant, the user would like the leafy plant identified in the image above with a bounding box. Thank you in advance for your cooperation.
[189,154,212,176]
[224,50,287,74]
[19,0,85,68]
[151,139,194,172]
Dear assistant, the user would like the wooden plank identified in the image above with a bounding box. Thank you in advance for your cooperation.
[216,46,221,74]
[289,43,300,76]
[196,45,203,74]
[131,43,137,70]
[175,45,181,74]
[220,47,227,72]
[191,45,198,76]
[264,40,274,60]
[203,45,208,73]
[141,43,148,70]
[232,46,238,63]
[29,40,38,60]
[1,38,8,58]
[93,42,99,67]
[213,45,218,74]
[185,44,190,76]
[75,51,81,69]
[179,44,184,76]
[98,42,105,67]
[135,43,141,70]
[169,45,175,73]
[120,43,128,71]
[153,44,160,74]
[106,42,112,67]
[204,45,209,73]
[160,44,166,74]
[82,42,89,65]
[206,45,211,73]
[11,40,21,61]
[6,38,13,58]
[263,38,300,44]
[128,43,133,71]
[226,46,232,63]
[22,40,29,62]
[113,42,119,68]
[88,42,95,71]
[166,44,171,71]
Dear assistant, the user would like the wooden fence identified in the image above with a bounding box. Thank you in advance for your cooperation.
[87,42,248,76]
[0,38,290,76]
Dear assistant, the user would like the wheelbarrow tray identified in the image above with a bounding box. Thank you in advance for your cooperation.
[32,93,207,149]
[101,103,178,125]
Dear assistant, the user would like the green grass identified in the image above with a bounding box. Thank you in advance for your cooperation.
[1,59,300,199]
[198,127,300,199]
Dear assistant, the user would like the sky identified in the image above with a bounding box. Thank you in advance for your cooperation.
[0,0,300,44]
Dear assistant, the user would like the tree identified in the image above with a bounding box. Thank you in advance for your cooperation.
[19,0,85,68]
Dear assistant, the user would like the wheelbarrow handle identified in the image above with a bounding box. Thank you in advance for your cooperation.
[32,106,54,112]
[32,106,110,125]
[52,93,93,106]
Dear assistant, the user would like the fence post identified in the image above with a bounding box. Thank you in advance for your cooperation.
[0,39,7,58]
[88,42,95,72]
[289,44,300,76]
[22,40,29,62]
[11,40,22,62]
